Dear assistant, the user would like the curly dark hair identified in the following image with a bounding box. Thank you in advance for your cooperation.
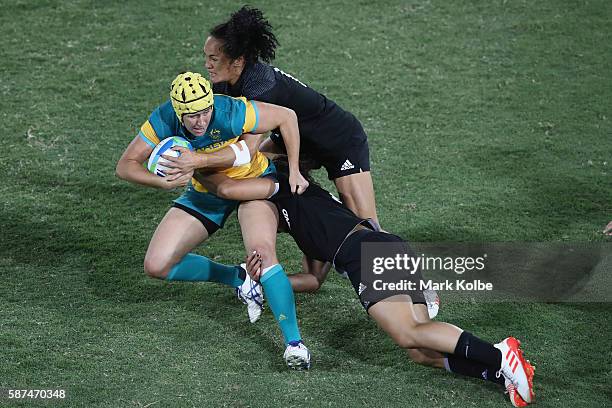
[210,6,279,64]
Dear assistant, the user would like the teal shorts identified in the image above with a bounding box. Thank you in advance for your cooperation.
[173,161,276,235]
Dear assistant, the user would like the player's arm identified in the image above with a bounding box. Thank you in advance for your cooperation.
[193,171,277,201]
[254,102,309,194]
[288,256,331,293]
[259,135,285,154]
[115,135,191,190]
[162,133,265,179]
[246,251,329,290]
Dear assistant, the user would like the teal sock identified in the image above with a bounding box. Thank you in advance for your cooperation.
[260,264,302,345]
[167,253,244,287]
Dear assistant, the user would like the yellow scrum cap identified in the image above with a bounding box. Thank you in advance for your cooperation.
[170,72,214,122]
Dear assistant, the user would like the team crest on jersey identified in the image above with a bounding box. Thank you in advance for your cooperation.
[210,129,221,140]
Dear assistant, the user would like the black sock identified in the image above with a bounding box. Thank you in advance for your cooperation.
[445,355,505,385]
[454,331,502,369]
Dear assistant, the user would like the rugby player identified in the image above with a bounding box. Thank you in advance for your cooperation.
[202,6,380,230]
[197,159,536,407]
[115,72,310,369]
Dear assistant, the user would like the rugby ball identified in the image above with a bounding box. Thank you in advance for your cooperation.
[147,136,193,177]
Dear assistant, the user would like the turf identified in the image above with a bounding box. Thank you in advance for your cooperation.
[1,0,611,407]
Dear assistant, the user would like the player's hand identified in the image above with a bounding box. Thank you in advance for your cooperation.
[161,147,201,174]
[289,170,309,195]
[161,170,193,190]
[604,221,612,236]
[245,251,263,281]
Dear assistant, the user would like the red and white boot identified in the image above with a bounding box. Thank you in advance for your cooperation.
[495,337,535,404]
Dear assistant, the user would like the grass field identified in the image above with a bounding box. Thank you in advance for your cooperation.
[1,0,611,407]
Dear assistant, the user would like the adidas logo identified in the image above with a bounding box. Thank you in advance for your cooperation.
[340,159,354,171]
[506,349,520,373]
[358,282,367,295]
[278,313,287,321]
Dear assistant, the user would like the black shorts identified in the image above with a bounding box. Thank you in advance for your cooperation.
[172,202,221,235]
[320,138,371,180]
[334,229,426,311]
[270,132,371,180]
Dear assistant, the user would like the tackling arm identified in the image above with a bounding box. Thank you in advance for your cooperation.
[193,171,277,201]
[253,102,309,194]
[287,256,331,293]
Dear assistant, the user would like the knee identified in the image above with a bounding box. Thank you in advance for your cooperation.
[251,244,277,268]
[143,255,171,279]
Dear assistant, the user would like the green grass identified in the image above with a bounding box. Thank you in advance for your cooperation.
[1,0,611,406]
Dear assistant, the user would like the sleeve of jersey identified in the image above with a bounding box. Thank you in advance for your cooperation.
[230,97,259,135]
[138,121,159,148]
[138,108,173,148]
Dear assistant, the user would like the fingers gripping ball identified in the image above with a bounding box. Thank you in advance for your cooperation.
[147,136,193,177]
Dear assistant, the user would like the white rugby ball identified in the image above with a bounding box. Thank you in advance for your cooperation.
[147,136,193,177]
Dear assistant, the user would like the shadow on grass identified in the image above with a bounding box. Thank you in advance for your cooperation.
[463,143,610,238]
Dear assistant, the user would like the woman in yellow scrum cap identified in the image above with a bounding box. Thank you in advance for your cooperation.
[116,72,311,370]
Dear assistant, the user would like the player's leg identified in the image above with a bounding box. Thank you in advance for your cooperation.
[337,234,516,391]
[144,187,246,287]
[402,302,447,368]
[368,297,534,404]
[408,303,533,407]
[143,206,243,286]
[192,168,279,323]
[368,296,465,352]
[334,171,379,227]
[144,207,208,279]
[326,138,380,229]
[335,231,447,368]
[238,200,310,369]
[371,300,499,375]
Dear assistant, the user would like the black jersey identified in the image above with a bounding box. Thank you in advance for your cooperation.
[268,174,369,262]
[213,62,366,157]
